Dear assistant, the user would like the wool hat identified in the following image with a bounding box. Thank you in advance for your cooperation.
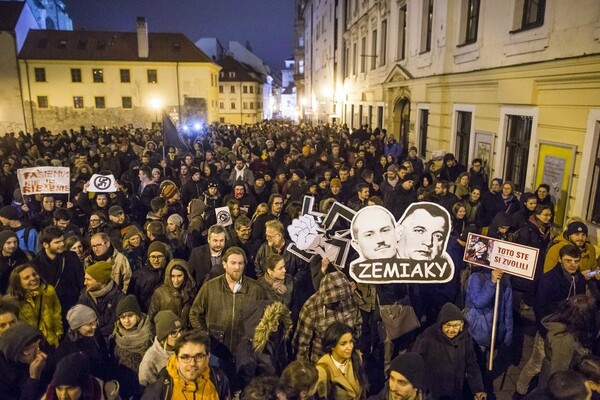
[116,294,142,317]
[207,181,219,189]
[147,241,167,257]
[330,178,342,188]
[389,353,426,389]
[409,146,418,152]
[317,176,327,185]
[167,214,183,228]
[85,261,113,284]
[123,225,143,242]
[387,164,399,173]
[403,173,416,182]
[190,167,200,176]
[566,221,588,237]
[0,322,42,362]
[0,206,18,221]
[53,352,91,388]
[0,230,17,249]
[66,304,98,330]
[292,169,306,180]
[108,205,124,216]
[154,310,183,342]
[160,180,178,199]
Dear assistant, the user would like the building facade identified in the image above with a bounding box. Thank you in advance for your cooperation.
[300,0,600,236]
[18,18,220,132]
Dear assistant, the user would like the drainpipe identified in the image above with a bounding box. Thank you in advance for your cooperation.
[24,60,35,130]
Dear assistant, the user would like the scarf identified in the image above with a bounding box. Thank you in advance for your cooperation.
[88,280,115,301]
[528,215,551,239]
[264,273,287,295]
[92,244,115,262]
[114,313,152,355]
[234,190,244,200]
[387,176,399,187]
[166,354,219,400]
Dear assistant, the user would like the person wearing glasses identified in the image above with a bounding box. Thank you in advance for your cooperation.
[128,241,170,313]
[84,232,132,293]
[139,311,184,387]
[142,329,230,399]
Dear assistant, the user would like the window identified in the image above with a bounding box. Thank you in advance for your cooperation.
[219,85,223,93]
[352,42,357,75]
[243,102,248,109]
[250,102,254,109]
[120,69,130,83]
[243,85,248,94]
[228,72,236,78]
[230,85,235,94]
[397,6,407,60]
[37,96,48,108]
[71,69,82,83]
[520,0,545,30]
[463,0,480,44]
[122,97,132,109]
[249,86,254,94]
[147,69,158,83]
[344,47,349,78]
[73,96,84,109]
[588,125,600,224]
[455,111,472,166]
[418,108,429,157]
[380,20,387,66]
[258,87,262,95]
[219,102,224,109]
[360,37,366,73]
[298,60,304,74]
[231,102,236,109]
[504,115,533,193]
[95,96,105,109]
[420,0,434,53]
[92,69,103,83]
[371,29,377,69]
[34,68,46,82]
[220,117,225,123]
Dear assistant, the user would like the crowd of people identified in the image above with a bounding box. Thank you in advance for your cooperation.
[0,120,597,400]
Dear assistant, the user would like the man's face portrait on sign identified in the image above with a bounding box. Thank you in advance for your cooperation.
[397,205,449,261]
[351,206,400,260]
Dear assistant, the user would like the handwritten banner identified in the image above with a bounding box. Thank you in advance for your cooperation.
[463,233,539,280]
[17,167,70,195]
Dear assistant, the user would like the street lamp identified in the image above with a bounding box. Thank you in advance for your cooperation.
[150,97,162,125]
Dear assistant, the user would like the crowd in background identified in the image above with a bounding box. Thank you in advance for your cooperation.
[0,120,598,400]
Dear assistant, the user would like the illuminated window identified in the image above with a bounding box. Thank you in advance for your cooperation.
[92,69,103,83]
[147,69,158,83]
[73,96,84,109]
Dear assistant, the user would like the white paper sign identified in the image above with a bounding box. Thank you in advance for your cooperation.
[87,174,117,193]
[215,206,232,227]
[463,233,539,280]
[17,167,70,195]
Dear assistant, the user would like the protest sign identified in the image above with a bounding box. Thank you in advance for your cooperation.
[463,233,539,280]
[87,174,117,193]
[214,206,232,227]
[348,203,455,284]
[17,167,70,195]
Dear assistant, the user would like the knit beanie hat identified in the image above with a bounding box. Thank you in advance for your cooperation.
[147,241,167,257]
[66,304,98,330]
[0,230,17,250]
[0,206,18,221]
[389,353,426,389]
[167,214,183,228]
[0,322,42,362]
[154,310,182,342]
[566,221,588,237]
[52,353,90,387]
[160,180,178,199]
[116,294,141,317]
[85,261,113,284]
[123,225,143,242]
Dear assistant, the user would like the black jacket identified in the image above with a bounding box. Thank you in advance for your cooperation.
[141,365,230,400]
[127,263,166,313]
[78,282,124,339]
[0,248,29,294]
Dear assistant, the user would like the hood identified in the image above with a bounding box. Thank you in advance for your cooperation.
[164,259,196,289]
[243,300,292,352]
[0,322,42,362]
[318,271,353,305]
[437,302,465,327]
[188,198,206,220]
[542,315,566,336]
[491,212,515,229]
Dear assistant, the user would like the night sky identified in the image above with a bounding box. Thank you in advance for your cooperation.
[62,0,295,70]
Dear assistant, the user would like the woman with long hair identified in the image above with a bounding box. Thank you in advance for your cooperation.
[7,263,62,346]
[449,172,471,199]
[315,322,367,400]
[539,294,597,387]
[451,202,468,238]
[65,234,89,264]
[258,254,294,307]
[462,186,482,225]
[121,225,147,273]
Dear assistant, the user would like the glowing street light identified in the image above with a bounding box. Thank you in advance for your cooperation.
[150,97,162,123]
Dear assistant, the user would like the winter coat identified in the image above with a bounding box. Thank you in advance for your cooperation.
[294,271,362,363]
[544,233,597,273]
[464,270,513,348]
[42,377,120,400]
[512,218,551,293]
[84,247,132,293]
[147,259,196,327]
[412,303,484,400]
[78,282,124,339]
[316,353,364,400]
[257,273,294,307]
[127,262,167,313]
[189,274,268,358]
[19,284,63,347]
[139,337,173,387]
[0,248,29,294]
[53,330,114,381]
[236,301,292,389]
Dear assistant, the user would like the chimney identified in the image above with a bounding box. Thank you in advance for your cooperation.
[136,17,149,58]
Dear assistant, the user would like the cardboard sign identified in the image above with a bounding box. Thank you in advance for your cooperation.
[348,203,455,284]
[463,233,539,280]
[17,167,70,195]
[87,174,117,193]
[215,206,232,227]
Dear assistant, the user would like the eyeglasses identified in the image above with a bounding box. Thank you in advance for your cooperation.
[91,241,108,249]
[169,329,182,337]
[178,353,208,363]
[266,233,281,240]
[443,322,464,329]
[149,255,165,260]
